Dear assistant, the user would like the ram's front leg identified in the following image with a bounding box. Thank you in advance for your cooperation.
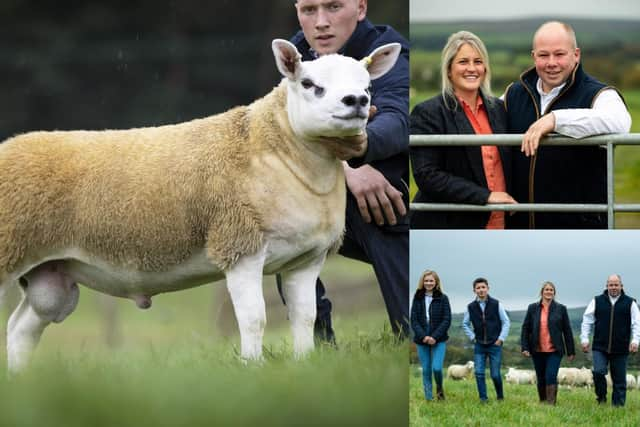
[280,253,327,358]
[225,248,267,361]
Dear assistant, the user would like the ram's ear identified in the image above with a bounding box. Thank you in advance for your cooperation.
[272,39,302,80]
[362,43,401,80]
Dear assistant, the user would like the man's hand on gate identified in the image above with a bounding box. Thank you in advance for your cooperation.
[521,113,555,157]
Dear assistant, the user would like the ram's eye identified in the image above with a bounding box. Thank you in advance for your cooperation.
[314,86,325,97]
[301,79,314,89]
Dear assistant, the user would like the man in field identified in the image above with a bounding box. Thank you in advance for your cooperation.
[580,274,640,407]
[505,21,631,229]
[276,0,410,341]
[462,278,510,402]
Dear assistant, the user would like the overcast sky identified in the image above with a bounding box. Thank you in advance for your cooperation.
[410,0,640,21]
[410,230,640,313]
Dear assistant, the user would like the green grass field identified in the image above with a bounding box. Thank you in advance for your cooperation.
[0,314,407,427]
[0,257,408,426]
[0,324,407,427]
[410,365,640,426]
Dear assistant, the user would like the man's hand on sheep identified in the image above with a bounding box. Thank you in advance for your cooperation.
[316,105,377,160]
[343,163,406,226]
[319,132,368,160]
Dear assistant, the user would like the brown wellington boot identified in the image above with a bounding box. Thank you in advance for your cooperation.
[436,385,445,401]
[546,384,557,405]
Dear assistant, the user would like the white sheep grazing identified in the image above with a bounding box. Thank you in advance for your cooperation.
[0,39,401,373]
[504,367,536,385]
[605,374,637,390]
[574,367,594,388]
[626,374,637,390]
[607,373,638,390]
[558,367,580,386]
[447,361,475,380]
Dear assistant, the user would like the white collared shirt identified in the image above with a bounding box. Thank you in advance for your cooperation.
[535,77,632,138]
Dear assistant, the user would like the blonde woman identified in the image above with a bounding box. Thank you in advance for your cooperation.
[411,270,451,400]
[520,281,575,405]
[410,31,516,229]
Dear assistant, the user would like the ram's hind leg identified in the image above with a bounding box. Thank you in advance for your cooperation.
[225,248,267,361]
[7,262,79,373]
[280,254,327,358]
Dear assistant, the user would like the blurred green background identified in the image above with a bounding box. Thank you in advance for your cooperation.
[410,19,640,227]
[0,0,408,346]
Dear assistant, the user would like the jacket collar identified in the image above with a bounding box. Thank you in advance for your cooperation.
[444,90,499,188]
[474,295,493,305]
[291,19,381,61]
[520,62,585,97]
[602,289,626,298]
[536,299,557,311]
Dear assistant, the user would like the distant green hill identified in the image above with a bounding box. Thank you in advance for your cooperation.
[410,18,640,51]
[410,18,640,93]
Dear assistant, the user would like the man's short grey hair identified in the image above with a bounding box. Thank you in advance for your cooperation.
[440,30,492,110]
[607,273,623,284]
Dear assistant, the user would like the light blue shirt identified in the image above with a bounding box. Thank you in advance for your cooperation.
[462,297,510,343]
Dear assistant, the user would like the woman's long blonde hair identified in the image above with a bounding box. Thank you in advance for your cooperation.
[539,281,556,301]
[440,30,492,109]
[414,269,442,298]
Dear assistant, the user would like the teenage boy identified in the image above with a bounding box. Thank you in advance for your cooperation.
[463,277,511,402]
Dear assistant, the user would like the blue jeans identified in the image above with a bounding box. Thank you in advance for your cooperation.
[592,350,628,406]
[474,342,504,401]
[531,351,562,386]
[416,342,446,400]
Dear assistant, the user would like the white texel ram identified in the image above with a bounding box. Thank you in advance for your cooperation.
[0,39,400,373]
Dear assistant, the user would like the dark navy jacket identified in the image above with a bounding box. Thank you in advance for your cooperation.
[505,63,610,229]
[593,290,634,354]
[468,296,502,345]
[291,19,410,229]
[520,300,575,356]
[410,92,510,229]
[411,290,451,345]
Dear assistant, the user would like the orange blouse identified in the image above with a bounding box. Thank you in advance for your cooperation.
[538,303,556,352]
[459,95,507,229]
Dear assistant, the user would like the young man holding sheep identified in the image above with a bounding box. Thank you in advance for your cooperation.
[278,0,410,341]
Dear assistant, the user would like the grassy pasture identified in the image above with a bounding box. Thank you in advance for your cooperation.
[410,365,640,426]
[0,323,407,427]
[0,257,408,426]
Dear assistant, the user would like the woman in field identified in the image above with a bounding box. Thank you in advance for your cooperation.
[410,31,516,229]
[520,281,575,405]
[411,269,451,400]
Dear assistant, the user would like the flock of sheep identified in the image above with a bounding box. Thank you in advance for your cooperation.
[445,362,640,389]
